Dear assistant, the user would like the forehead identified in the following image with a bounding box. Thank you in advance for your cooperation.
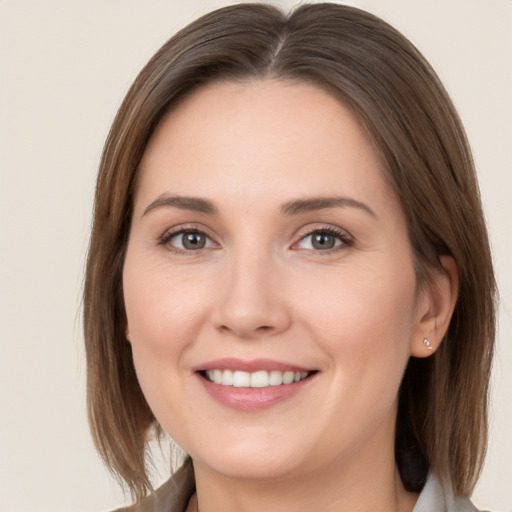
[135,79,397,216]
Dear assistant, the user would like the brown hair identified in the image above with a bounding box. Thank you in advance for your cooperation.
[84,2,496,500]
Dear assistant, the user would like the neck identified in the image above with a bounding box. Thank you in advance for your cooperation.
[190,437,418,512]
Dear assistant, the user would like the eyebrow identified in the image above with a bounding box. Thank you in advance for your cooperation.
[280,196,377,218]
[143,195,218,217]
[142,194,376,219]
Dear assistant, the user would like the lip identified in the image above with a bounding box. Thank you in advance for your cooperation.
[193,357,311,373]
[193,358,317,411]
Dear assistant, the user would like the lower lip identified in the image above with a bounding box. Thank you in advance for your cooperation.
[197,374,313,411]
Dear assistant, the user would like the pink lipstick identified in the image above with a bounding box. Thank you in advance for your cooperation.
[194,358,317,411]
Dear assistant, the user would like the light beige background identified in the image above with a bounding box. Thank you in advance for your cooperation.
[0,1,510,511]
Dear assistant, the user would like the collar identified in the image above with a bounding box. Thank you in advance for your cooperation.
[413,473,479,512]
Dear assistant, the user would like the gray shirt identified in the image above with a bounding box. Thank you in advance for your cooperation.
[414,473,479,512]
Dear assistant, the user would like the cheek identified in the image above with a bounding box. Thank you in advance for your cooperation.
[309,267,417,447]
[124,260,210,354]
[122,258,215,430]
[295,261,417,387]
[122,256,215,416]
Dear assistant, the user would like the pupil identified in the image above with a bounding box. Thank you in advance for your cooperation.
[183,232,205,249]
[312,233,335,250]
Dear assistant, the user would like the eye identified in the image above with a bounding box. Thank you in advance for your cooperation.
[163,229,215,251]
[294,228,352,251]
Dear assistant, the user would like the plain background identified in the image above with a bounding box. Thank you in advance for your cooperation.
[0,1,510,511]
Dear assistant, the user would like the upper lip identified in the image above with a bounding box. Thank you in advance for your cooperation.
[193,358,313,373]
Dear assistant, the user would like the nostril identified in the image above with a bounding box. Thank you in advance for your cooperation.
[256,325,273,332]
[217,324,274,337]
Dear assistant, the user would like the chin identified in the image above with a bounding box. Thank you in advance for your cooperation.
[186,433,310,481]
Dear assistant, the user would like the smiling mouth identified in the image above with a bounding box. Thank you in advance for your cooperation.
[200,369,315,388]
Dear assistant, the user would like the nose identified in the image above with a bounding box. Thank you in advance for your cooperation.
[211,252,292,340]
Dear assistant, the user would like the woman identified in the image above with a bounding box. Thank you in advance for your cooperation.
[83,3,496,511]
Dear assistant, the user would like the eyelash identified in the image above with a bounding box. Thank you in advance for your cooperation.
[158,225,353,254]
[293,226,353,254]
[158,225,217,254]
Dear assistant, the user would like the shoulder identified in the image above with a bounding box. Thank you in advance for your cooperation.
[111,459,195,512]
[414,473,486,512]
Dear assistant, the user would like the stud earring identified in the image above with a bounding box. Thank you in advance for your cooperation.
[423,338,433,350]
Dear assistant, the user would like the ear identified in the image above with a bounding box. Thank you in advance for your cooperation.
[125,325,131,343]
[410,256,459,358]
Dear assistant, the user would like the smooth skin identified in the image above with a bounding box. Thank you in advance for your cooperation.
[123,80,458,512]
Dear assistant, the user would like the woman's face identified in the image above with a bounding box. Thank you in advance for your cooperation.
[123,80,429,482]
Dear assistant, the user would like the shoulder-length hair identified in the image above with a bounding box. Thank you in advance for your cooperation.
[84,2,496,501]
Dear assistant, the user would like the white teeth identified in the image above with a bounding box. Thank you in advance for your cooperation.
[204,369,311,387]
[283,371,295,384]
[269,370,283,386]
[250,370,269,387]
[233,371,250,387]
[221,369,233,386]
